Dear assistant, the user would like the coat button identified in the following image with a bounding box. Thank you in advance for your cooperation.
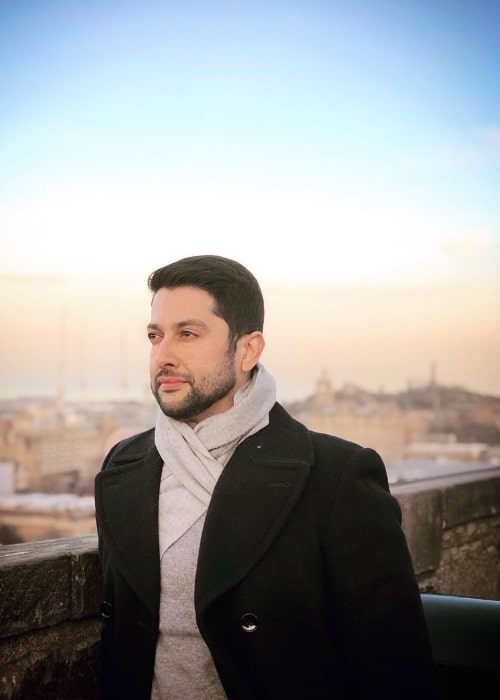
[100,601,113,619]
[240,613,259,633]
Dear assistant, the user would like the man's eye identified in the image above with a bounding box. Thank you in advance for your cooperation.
[147,332,160,341]
[180,330,196,338]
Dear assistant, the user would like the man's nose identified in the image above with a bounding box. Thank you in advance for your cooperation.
[154,338,180,368]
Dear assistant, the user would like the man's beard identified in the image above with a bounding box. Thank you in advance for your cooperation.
[152,350,237,422]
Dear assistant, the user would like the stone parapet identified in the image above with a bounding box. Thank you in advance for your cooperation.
[0,470,499,699]
[0,537,101,699]
[393,468,500,600]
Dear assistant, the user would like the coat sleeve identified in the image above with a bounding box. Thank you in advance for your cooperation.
[321,444,439,699]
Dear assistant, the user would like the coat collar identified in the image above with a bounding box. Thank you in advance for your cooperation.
[195,403,314,614]
[95,431,162,611]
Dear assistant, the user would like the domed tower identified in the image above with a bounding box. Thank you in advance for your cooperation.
[312,368,335,411]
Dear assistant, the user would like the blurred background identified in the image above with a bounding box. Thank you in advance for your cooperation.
[1,1,499,541]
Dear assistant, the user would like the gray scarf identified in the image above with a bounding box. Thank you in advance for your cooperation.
[155,363,276,556]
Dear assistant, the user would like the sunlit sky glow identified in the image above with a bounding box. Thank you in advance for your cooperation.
[1,0,499,401]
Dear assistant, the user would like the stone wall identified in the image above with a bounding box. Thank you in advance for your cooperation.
[393,469,500,600]
[1,470,499,700]
[0,537,101,700]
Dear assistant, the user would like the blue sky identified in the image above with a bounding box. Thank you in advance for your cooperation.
[1,1,499,279]
[1,1,499,399]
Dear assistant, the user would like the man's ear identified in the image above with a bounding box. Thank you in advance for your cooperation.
[241,332,265,372]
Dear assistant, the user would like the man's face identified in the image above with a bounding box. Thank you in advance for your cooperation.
[148,286,248,424]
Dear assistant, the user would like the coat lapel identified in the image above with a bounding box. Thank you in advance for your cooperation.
[195,404,314,613]
[95,433,162,612]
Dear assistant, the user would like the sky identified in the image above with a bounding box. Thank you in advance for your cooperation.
[1,0,499,403]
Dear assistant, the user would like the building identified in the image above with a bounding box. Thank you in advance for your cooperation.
[288,371,429,463]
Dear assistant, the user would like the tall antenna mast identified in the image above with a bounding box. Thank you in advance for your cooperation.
[57,304,66,407]
[120,328,128,400]
[79,333,86,403]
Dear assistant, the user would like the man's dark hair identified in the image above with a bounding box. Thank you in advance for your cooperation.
[148,255,264,348]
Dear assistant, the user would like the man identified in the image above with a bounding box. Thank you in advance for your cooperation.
[95,254,439,699]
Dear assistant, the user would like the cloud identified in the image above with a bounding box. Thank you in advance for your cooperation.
[440,228,493,260]
[1,178,497,291]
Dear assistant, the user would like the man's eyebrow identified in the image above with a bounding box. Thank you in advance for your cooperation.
[146,319,209,330]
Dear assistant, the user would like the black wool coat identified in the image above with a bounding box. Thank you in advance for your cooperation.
[94,403,439,700]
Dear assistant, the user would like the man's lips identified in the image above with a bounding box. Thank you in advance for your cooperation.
[156,376,187,391]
